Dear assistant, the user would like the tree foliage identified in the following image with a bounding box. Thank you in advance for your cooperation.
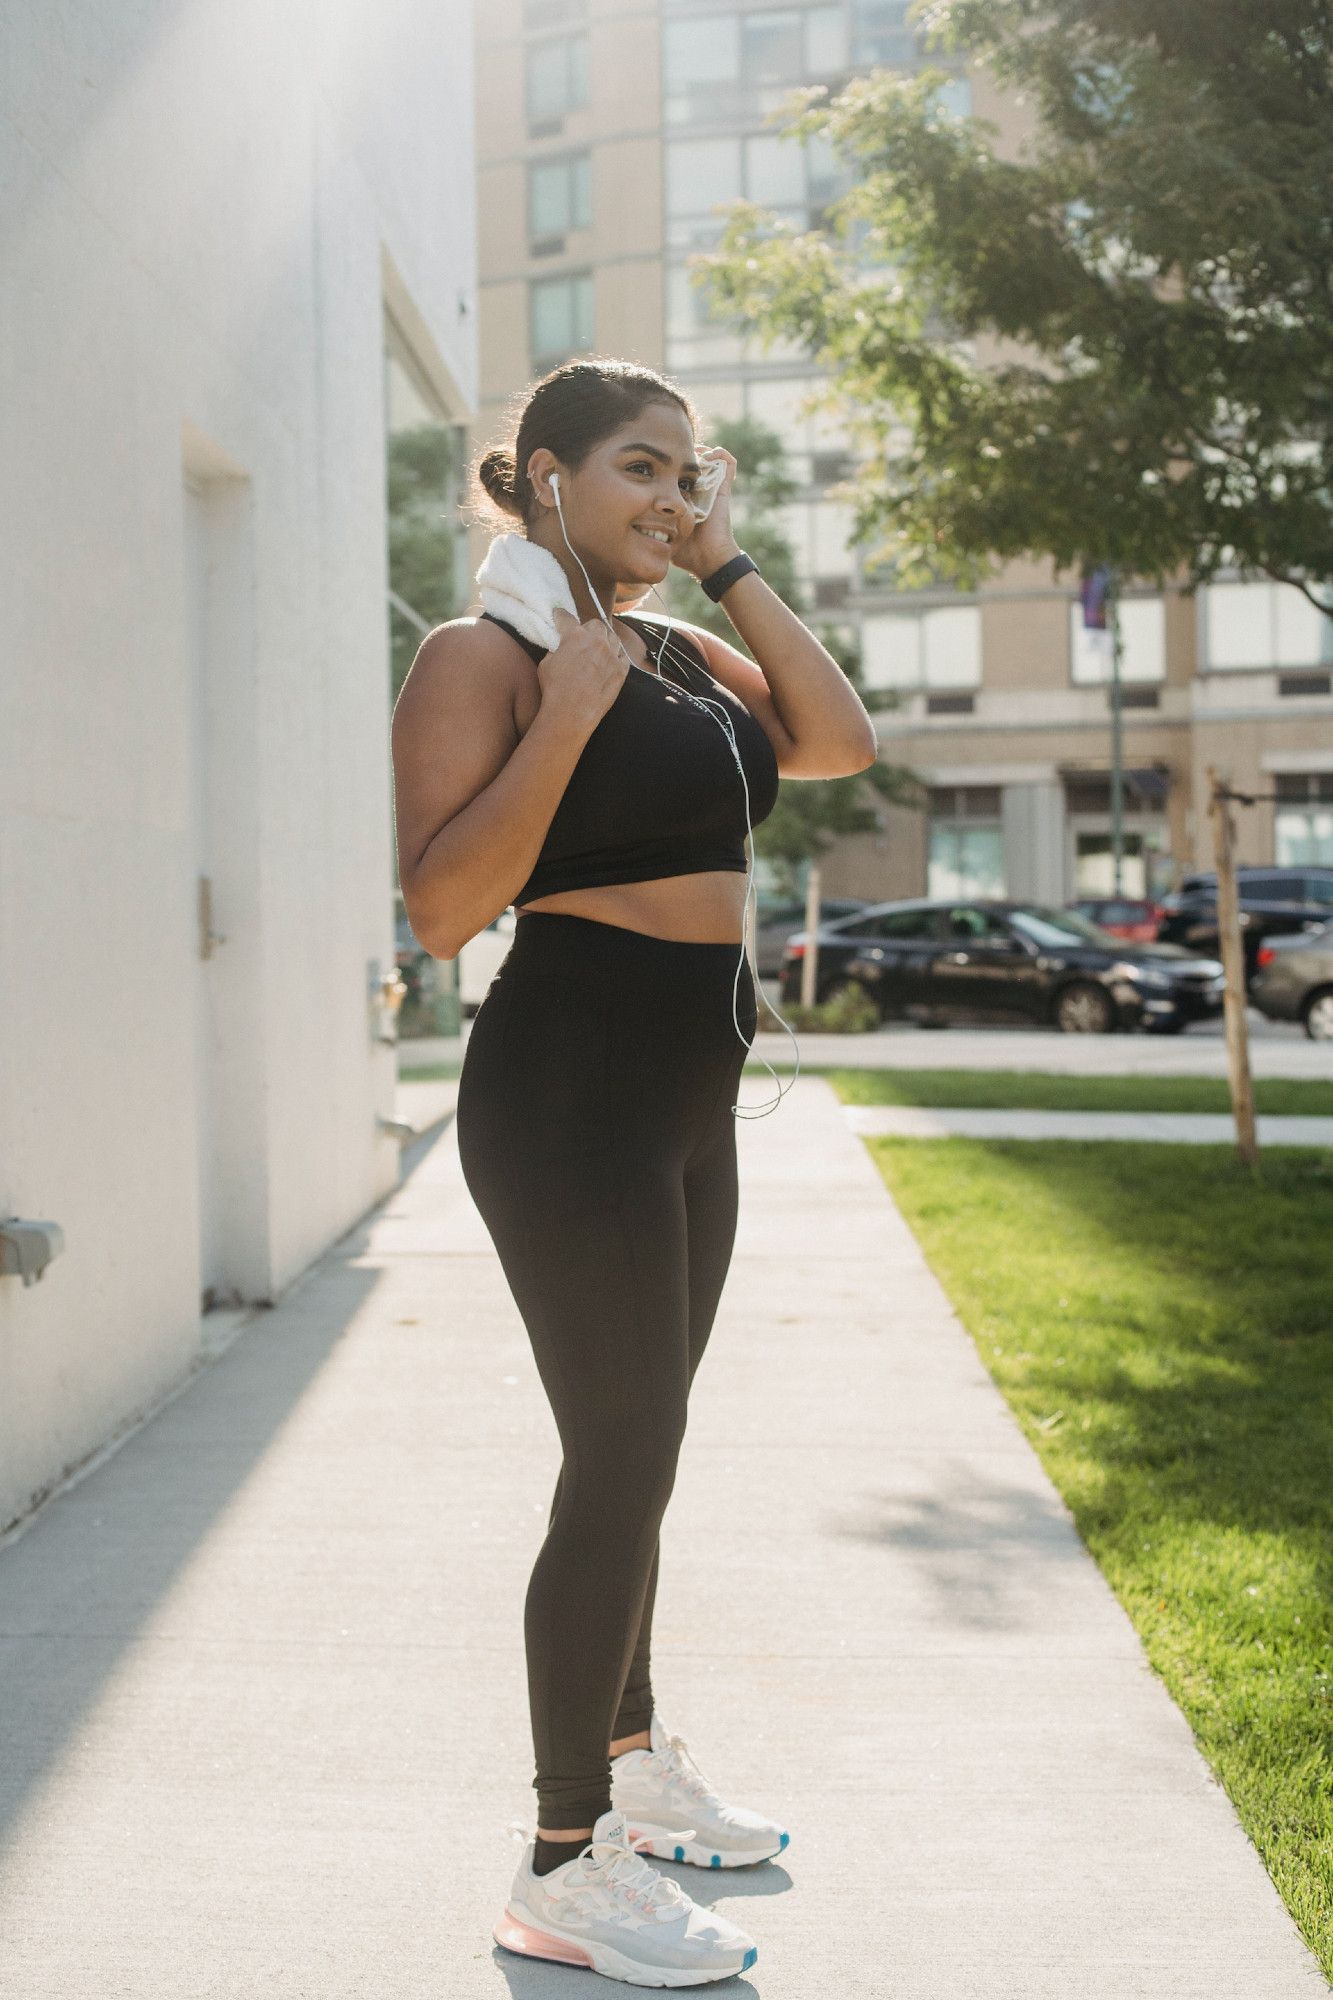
[388,424,465,705]
[701,0,1333,614]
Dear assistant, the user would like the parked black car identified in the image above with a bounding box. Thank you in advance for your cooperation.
[1249,927,1333,1040]
[753,894,869,979]
[1156,867,1333,980]
[779,899,1226,1033]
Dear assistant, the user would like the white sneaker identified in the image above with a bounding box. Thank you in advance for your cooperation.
[495,1804,760,1987]
[612,1714,790,1869]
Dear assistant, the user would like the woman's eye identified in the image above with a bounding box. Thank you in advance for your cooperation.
[629,461,696,493]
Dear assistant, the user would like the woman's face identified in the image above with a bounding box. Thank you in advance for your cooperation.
[541,400,704,586]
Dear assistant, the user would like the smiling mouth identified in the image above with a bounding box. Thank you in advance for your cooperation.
[634,526,673,546]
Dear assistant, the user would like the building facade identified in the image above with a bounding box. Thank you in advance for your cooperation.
[0,2,477,1534]
[473,0,1333,902]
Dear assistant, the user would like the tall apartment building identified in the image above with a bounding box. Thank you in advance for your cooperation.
[474,0,1333,903]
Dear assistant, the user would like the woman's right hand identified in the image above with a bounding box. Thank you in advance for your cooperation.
[537,606,628,735]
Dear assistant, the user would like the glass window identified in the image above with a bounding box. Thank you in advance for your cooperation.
[529,155,591,236]
[858,906,942,940]
[742,10,804,81]
[666,262,730,340]
[1010,906,1117,950]
[942,905,1009,940]
[745,132,807,206]
[1204,578,1333,671]
[664,14,740,86]
[922,605,982,687]
[928,826,1005,900]
[862,613,923,689]
[1070,596,1166,683]
[1073,832,1150,899]
[853,0,918,66]
[1274,582,1333,667]
[526,34,589,123]
[805,130,842,202]
[806,6,849,72]
[530,272,594,367]
[812,502,855,576]
[666,136,742,216]
[1264,808,1328,872]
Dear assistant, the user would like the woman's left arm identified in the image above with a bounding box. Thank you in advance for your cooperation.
[675,565,880,780]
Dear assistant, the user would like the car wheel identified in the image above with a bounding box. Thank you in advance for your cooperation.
[1303,987,1333,1041]
[1054,981,1116,1034]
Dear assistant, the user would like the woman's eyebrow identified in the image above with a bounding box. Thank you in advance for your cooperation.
[619,441,703,477]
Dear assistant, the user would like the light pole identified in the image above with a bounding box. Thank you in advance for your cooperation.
[1081,563,1126,896]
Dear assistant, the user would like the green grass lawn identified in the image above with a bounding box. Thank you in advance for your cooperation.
[866,1137,1333,1977]
[828,1068,1333,1117]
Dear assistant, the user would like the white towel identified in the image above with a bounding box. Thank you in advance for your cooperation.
[475,533,580,655]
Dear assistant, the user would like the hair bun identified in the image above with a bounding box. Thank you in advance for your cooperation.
[478,446,519,505]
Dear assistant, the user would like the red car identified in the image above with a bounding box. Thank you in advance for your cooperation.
[1068,896,1163,944]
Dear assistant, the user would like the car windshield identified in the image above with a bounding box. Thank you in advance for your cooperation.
[1008,906,1121,950]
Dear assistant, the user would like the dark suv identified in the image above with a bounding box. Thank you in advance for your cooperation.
[779,899,1226,1033]
[1156,867,1333,980]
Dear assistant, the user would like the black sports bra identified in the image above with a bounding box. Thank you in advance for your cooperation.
[480,610,781,908]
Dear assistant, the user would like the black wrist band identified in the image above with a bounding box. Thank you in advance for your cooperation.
[700,552,759,603]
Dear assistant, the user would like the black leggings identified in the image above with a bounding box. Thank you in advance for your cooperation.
[455,909,757,1832]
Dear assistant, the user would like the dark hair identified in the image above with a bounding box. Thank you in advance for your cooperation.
[471,358,699,532]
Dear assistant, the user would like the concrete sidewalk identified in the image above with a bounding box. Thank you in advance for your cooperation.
[844,1104,1333,1146]
[0,1081,1324,1996]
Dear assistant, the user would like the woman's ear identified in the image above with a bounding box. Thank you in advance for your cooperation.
[527,448,559,511]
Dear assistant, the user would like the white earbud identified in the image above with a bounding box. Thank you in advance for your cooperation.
[541,458,801,1117]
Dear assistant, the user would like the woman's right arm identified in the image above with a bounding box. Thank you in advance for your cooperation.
[392,620,593,960]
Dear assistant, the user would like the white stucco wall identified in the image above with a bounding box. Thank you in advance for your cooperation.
[0,0,476,1533]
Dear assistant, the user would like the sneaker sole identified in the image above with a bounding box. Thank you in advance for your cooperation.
[495,1906,758,1987]
[624,1822,790,1870]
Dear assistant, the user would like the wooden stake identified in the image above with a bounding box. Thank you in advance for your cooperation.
[1206,765,1258,1168]
[801,862,822,1008]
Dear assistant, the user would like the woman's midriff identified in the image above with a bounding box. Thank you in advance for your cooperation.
[514,873,749,945]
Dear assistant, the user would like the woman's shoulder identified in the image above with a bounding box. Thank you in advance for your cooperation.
[393,615,529,734]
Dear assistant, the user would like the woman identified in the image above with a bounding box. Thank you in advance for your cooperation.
[392,358,877,1985]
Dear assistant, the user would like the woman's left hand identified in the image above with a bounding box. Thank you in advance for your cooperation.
[670,447,743,582]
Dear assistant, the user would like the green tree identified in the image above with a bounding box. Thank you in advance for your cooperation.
[664,412,922,899]
[388,424,465,707]
[700,0,1333,616]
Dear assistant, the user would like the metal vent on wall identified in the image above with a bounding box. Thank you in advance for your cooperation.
[1115,686,1160,709]
[925,692,975,715]
[1278,672,1332,697]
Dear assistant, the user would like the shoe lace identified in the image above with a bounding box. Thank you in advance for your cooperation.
[648,1730,725,1808]
[507,1819,697,1919]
